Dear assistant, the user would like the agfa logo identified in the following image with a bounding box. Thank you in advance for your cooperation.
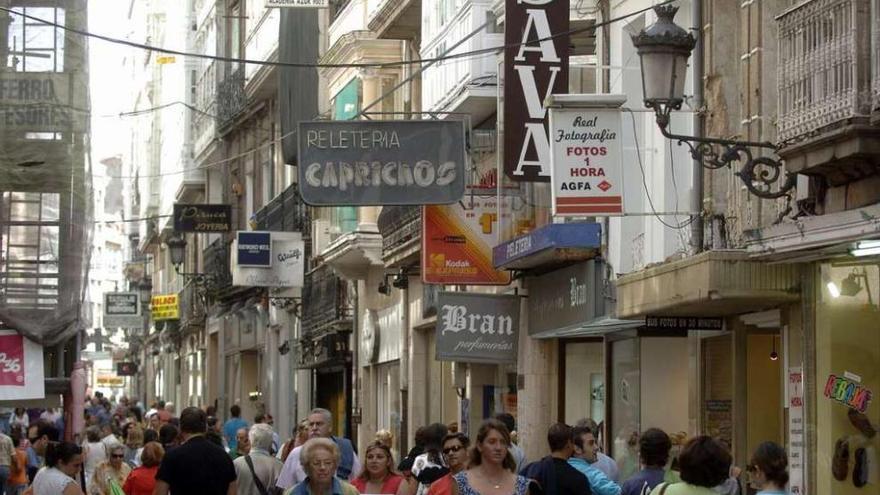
[598,181,612,192]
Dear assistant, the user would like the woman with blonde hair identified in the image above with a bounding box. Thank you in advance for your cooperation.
[287,437,359,495]
[124,426,144,467]
[353,442,406,495]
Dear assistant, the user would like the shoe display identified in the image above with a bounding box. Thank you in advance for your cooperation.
[833,438,850,482]
[849,408,877,439]
[854,447,868,488]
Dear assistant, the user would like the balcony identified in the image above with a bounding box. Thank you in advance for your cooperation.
[367,0,421,39]
[776,0,880,183]
[329,0,369,49]
[301,264,355,337]
[203,237,233,296]
[216,67,248,135]
[377,205,421,266]
[178,283,207,330]
[253,184,310,234]
[193,61,217,159]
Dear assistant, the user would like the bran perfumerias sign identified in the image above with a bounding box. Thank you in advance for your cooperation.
[503,0,570,181]
[297,120,467,205]
[435,292,520,364]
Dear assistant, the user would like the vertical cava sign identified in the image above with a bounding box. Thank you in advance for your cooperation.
[549,97,626,216]
[504,0,570,182]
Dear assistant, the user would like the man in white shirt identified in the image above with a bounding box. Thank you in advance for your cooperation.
[275,408,361,490]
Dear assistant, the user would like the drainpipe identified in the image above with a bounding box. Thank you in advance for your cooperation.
[691,0,704,254]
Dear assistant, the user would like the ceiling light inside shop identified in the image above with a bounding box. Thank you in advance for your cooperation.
[827,281,841,298]
[851,245,880,257]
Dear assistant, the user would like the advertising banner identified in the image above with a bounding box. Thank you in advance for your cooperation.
[503,0,570,182]
[0,73,86,132]
[788,367,805,495]
[297,120,467,205]
[0,331,45,400]
[549,105,624,216]
[232,232,305,288]
[268,0,329,6]
[423,194,512,285]
[237,231,272,267]
[436,292,519,364]
[528,261,599,336]
[150,294,180,321]
[103,292,141,329]
[173,204,232,232]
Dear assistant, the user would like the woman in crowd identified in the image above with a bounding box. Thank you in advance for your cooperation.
[412,423,450,495]
[375,429,397,465]
[353,441,406,495]
[10,409,28,431]
[124,425,144,467]
[31,441,84,495]
[82,427,107,493]
[453,419,530,495]
[287,437,359,495]
[746,442,788,495]
[8,433,29,495]
[650,436,731,495]
[427,433,470,495]
[90,443,132,495]
[122,442,164,495]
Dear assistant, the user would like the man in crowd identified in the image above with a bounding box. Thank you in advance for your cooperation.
[620,428,671,495]
[520,423,591,495]
[154,406,237,495]
[224,405,248,452]
[577,418,619,482]
[231,427,251,460]
[496,413,526,473]
[569,424,620,495]
[234,423,283,495]
[275,408,361,490]
[255,413,281,455]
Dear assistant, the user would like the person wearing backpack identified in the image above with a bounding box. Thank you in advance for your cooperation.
[234,423,284,495]
[620,429,671,495]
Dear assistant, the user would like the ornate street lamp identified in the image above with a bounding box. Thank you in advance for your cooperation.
[165,233,214,288]
[631,5,795,199]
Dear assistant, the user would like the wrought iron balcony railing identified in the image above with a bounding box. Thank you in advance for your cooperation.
[203,237,233,292]
[216,67,248,133]
[777,0,873,143]
[253,183,310,234]
[301,263,354,336]
[377,205,421,256]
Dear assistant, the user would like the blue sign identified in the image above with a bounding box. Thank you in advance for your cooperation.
[237,231,272,267]
[493,223,602,269]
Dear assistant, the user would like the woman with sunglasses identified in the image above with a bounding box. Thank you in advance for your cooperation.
[746,442,788,494]
[427,433,470,495]
[353,441,407,494]
[90,443,132,495]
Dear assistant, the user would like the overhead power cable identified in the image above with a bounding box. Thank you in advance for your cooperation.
[0,0,675,70]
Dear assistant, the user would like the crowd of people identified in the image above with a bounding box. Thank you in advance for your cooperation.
[0,398,791,495]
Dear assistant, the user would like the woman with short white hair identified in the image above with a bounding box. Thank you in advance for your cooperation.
[234,423,284,495]
[286,438,358,495]
[89,443,131,495]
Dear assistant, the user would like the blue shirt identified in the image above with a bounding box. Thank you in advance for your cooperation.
[620,468,666,495]
[26,446,40,468]
[569,457,622,495]
[291,477,355,495]
[223,417,248,451]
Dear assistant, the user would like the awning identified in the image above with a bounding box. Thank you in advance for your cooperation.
[530,316,643,339]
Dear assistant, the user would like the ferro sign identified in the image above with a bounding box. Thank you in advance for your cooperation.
[504,0,570,182]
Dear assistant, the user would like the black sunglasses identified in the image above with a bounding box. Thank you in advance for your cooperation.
[443,445,464,455]
[111,454,125,459]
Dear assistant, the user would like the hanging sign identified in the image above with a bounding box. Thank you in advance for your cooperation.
[549,103,625,215]
[116,362,138,376]
[824,372,872,413]
[103,292,142,329]
[435,292,520,364]
[173,204,232,232]
[150,294,180,321]
[788,367,805,495]
[232,232,305,287]
[503,0,570,182]
[297,120,467,206]
[237,231,273,267]
[0,331,45,400]
[423,195,512,285]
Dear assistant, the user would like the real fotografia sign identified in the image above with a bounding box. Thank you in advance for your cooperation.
[267,0,329,6]
[297,120,467,205]
[0,331,45,400]
[436,292,520,364]
[103,292,141,329]
[549,103,625,216]
[237,231,272,267]
[173,204,232,232]
[232,232,305,288]
[150,294,180,321]
[504,0,570,182]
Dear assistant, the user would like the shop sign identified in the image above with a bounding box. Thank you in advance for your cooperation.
[267,0,329,7]
[788,367,805,495]
[492,223,601,269]
[96,374,125,387]
[377,305,402,364]
[0,331,45,400]
[644,316,724,331]
[173,204,232,232]
[237,231,272,267]
[824,372,872,413]
[0,73,85,132]
[436,292,520,364]
[549,105,624,216]
[297,120,467,205]
[150,294,180,321]
[528,261,600,336]
[423,195,512,285]
[103,292,142,328]
[503,0,570,182]
[116,362,138,376]
[232,233,305,287]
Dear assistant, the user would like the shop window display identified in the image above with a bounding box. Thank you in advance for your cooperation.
[817,263,880,494]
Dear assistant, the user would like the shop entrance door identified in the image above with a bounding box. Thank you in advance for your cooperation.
[745,331,784,452]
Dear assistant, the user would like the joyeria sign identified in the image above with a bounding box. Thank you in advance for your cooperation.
[504,0,570,182]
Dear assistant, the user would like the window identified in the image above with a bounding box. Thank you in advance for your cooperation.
[7,7,66,72]
[0,192,61,309]
[228,4,242,62]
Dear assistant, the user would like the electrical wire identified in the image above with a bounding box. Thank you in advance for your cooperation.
[624,107,696,231]
[0,0,676,70]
